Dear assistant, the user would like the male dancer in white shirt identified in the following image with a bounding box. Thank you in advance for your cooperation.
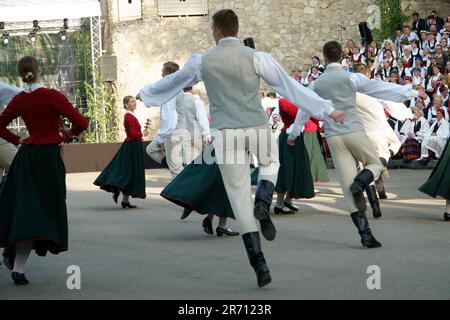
[288,41,427,249]
[138,9,344,288]
[145,62,179,171]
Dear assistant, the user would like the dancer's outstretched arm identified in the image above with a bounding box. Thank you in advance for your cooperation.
[254,52,338,121]
[350,73,426,102]
[138,54,202,107]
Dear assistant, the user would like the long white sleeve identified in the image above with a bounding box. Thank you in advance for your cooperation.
[286,109,310,139]
[254,52,335,120]
[349,73,419,102]
[139,54,203,107]
[0,82,22,107]
[194,96,211,138]
[157,97,178,140]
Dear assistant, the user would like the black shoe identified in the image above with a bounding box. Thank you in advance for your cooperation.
[202,217,213,235]
[350,211,382,248]
[254,181,276,241]
[121,202,137,209]
[366,185,382,219]
[350,169,374,213]
[284,201,299,212]
[180,208,193,220]
[12,272,29,285]
[242,232,272,288]
[444,212,450,222]
[274,207,294,215]
[2,246,15,271]
[216,227,239,237]
[112,189,120,204]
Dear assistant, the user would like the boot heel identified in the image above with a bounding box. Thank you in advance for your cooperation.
[257,269,272,288]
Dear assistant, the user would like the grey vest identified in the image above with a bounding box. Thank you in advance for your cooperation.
[313,65,365,137]
[201,38,268,129]
[175,92,201,138]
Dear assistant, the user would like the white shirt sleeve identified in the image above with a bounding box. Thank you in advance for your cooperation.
[139,54,203,107]
[157,97,178,140]
[254,52,335,120]
[194,96,211,138]
[349,73,419,102]
[0,82,22,107]
[286,109,310,139]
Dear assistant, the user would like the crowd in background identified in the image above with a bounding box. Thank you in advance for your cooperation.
[290,10,450,163]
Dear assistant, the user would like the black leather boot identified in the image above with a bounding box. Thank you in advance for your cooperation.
[242,232,272,288]
[366,185,382,219]
[350,211,382,248]
[254,180,276,241]
[444,212,450,222]
[375,177,387,200]
[350,169,374,213]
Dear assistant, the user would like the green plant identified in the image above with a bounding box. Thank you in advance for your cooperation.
[83,71,120,143]
[372,0,410,43]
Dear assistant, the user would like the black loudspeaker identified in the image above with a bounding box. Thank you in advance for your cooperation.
[244,37,255,49]
[358,22,373,46]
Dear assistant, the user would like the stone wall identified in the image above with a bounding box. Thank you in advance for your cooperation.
[104,0,378,139]
[402,0,450,19]
[103,0,450,139]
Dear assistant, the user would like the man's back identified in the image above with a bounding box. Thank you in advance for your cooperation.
[175,92,202,138]
[313,65,364,137]
[201,38,268,130]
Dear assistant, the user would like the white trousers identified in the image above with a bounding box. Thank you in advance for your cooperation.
[328,131,384,213]
[165,134,203,178]
[146,138,166,165]
[212,125,280,235]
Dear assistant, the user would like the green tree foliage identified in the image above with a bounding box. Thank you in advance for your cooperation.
[372,0,410,43]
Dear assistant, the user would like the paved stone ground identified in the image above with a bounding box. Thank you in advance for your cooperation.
[1,169,449,300]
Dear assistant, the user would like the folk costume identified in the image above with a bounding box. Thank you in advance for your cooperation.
[94,111,146,208]
[139,37,335,287]
[0,84,88,284]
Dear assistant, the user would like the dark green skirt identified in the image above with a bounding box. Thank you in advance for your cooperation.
[94,141,146,199]
[0,144,68,257]
[419,140,450,200]
[303,131,329,182]
[275,132,315,199]
[161,150,235,219]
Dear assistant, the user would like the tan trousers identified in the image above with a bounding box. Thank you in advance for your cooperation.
[0,140,17,173]
[213,125,280,235]
[328,131,384,213]
[165,134,203,178]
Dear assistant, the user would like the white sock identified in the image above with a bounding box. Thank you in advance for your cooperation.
[446,200,450,213]
[218,217,227,229]
[123,195,130,203]
[275,193,285,208]
[13,241,33,274]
